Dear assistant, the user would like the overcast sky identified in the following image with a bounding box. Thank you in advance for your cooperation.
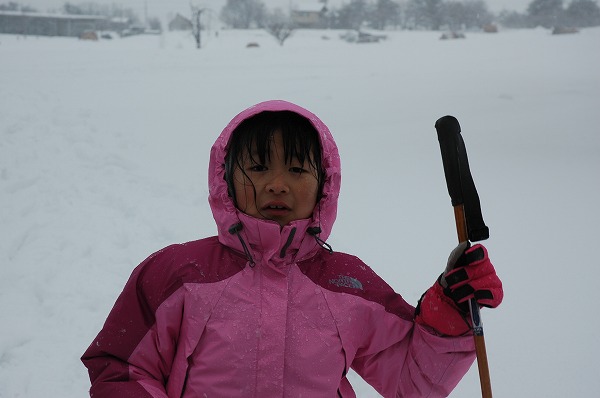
[21,0,532,18]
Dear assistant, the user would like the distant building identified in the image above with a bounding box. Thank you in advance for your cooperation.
[291,2,328,29]
[109,16,130,33]
[0,10,106,37]
[168,14,193,31]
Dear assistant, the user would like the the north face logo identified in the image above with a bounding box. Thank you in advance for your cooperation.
[329,275,363,290]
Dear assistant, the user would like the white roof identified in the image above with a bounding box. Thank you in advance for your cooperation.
[0,10,105,20]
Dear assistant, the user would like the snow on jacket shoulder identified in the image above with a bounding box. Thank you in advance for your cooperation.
[82,100,475,397]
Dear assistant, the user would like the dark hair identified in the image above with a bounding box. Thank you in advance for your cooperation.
[225,111,324,207]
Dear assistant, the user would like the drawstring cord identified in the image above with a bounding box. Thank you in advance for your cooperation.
[307,226,333,254]
[228,223,256,267]
[280,228,296,258]
[229,222,332,267]
[308,202,333,254]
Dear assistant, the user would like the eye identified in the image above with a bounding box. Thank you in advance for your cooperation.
[289,167,307,174]
[249,164,267,172]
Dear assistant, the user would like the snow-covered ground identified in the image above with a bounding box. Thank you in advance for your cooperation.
[1,27,599,397]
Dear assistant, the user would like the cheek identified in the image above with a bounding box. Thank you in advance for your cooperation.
[299,179,319,211]
[308,182,319,201]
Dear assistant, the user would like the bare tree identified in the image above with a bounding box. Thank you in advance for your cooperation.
[442,0,492,30]
[527,0,564,28]
[564,0,600,27]
[406,0,443,30]
[191,6,206,48]
[266,23,294,45]
[335,0,369,29]
[220,0,267,28]
[369,0,401,30]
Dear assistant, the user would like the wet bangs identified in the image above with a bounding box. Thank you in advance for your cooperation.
[228,111,322,171]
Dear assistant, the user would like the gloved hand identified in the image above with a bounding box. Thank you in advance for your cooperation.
[415,242,503,336]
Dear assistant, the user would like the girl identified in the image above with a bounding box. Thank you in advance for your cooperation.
[82,100,502,397]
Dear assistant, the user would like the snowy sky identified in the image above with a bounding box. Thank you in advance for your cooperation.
[23,0,532,18]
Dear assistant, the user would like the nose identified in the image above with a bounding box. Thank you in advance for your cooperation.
[265,172,289,194]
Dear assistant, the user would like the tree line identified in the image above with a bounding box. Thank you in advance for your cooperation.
[220,0,600,30]
[501,0,600,28]
[2,0,599,32]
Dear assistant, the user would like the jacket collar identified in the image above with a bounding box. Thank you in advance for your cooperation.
[219,213,319,268]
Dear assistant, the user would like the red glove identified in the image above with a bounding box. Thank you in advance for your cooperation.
[415,243,503,336]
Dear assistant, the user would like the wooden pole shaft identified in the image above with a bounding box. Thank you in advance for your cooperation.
[453,205,469,242]
[454,204,493,398]
[474,335,492,397]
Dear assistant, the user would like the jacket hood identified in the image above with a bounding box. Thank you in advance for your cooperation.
[208,100,341,262]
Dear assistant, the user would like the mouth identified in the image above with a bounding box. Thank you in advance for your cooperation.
[262,203,291,213]
[265,205,288,209]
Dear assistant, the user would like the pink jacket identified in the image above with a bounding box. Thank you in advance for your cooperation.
[82,100,475,397]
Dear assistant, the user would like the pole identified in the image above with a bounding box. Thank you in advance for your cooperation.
[435,115,493,398]
[455,203,492,398]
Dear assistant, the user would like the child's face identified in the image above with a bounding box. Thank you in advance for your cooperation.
[232,130,320,227]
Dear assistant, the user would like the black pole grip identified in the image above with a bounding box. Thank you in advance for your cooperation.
[436,116,464,207]
[435,116,489,242]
